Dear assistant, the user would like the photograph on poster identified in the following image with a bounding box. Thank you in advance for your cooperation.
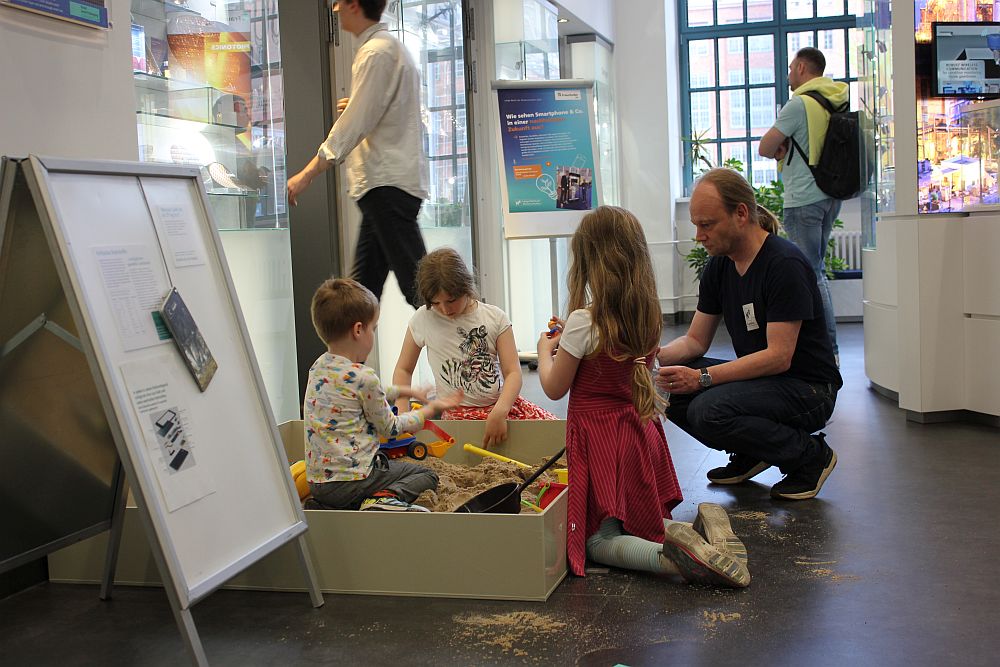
[151,408,194,472]
[555,166,593,211]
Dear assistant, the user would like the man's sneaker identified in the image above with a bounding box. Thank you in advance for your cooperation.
[770,435,838,501]
[692,503,748,567]
[662,520,750,588]
[707,453,771,485]
[360,496,430,512]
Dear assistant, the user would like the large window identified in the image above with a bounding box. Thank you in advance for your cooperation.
[680,0,862,189]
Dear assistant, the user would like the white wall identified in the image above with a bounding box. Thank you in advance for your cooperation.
[612,0,684,315]
[555,0,614,43]
[0,5,137,161]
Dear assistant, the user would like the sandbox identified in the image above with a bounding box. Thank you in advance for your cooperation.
[47,419,568,601]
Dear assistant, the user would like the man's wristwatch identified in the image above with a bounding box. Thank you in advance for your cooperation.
[699,367,714,389]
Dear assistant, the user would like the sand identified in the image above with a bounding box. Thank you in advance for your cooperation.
[410,455,562,513]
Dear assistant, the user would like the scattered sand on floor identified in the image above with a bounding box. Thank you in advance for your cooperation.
[411,456,560,513]
[793,557,860,583]
[701,611,742,627]
[700,610,742,637]
[728,509,794,543]
[452,611,567,653]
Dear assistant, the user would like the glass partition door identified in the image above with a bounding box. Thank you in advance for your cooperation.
[375,0,475,381]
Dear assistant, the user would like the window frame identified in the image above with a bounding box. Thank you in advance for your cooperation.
[678,0,859,191]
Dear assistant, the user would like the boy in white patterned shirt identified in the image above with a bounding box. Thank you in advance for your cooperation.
[304,278,461,511]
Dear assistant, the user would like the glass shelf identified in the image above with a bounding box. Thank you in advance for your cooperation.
[136,110,243,131]
[134,72,214,94]
[204,188,268,197]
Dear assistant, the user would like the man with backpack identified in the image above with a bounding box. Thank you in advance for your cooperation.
[759,47,850,362]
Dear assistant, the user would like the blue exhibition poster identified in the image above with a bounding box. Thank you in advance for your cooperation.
[497,87,597,214]
[1,0,108,29]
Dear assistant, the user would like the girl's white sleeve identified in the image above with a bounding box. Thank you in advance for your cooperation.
[557,309,597,359]
[488,303,512,342]
[408,307,428,346]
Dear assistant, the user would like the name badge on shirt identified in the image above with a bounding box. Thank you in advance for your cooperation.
[743,303,760,331]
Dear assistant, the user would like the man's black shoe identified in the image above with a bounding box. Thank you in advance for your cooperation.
[770,436,838,500]
[707,453,771,485]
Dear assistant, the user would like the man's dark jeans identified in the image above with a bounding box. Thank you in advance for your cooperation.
[666,358,837,474]
[354,186,427,308]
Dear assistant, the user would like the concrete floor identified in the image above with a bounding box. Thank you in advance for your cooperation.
[2,323,1000,665]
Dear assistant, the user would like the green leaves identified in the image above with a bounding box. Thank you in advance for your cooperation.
[685,129,715,176]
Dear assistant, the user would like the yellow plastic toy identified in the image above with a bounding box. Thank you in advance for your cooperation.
[289,460,310,501]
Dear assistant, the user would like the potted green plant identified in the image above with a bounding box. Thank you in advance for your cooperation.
[683,129,715,187]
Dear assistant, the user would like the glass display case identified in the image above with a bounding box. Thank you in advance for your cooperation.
[130,0,285,230]
[860,0,894,245]
[129,0,298,423]
[494,0,560,81]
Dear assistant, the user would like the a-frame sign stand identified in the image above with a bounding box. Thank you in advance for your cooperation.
[0,156,323,665]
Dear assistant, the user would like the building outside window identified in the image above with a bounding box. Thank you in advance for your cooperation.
[679,0,863,190]
[389,1,471,233]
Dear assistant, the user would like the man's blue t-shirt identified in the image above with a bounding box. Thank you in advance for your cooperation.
[697,234,842,389]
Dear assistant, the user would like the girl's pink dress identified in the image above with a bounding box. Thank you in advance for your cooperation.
[565,352,683,576]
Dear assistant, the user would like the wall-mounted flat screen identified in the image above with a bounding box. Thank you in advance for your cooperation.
[933,22,1000,98]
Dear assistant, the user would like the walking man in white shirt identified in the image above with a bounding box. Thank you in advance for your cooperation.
[287,0,428,308]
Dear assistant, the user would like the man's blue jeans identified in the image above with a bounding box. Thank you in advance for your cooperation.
[782,198,841,355]
[666,359,836,474]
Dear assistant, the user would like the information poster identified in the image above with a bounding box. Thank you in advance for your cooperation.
[493,81,600,238]
[122,356,215,513]
[152,203,206,269]
[0,0,108,29]
[92,244,173,352]
[498,86,597,214]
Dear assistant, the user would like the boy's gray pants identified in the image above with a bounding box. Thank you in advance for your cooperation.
[308,453,438,509]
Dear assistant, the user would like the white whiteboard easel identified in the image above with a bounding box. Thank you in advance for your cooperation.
[16,156,322,665]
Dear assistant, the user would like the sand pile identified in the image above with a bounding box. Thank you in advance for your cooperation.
[411,456,562,513]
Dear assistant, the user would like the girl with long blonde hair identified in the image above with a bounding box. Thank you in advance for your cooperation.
[537,206,749,587]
